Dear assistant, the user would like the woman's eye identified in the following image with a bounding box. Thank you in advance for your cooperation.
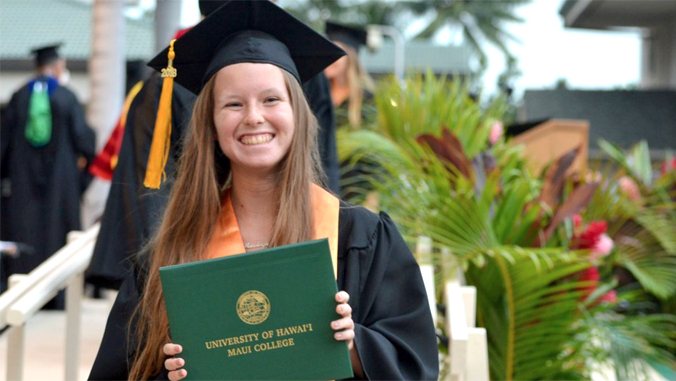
[265,97,280,104]
[225,102,242,108]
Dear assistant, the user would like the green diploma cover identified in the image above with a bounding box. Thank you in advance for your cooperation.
[159,239,353,380]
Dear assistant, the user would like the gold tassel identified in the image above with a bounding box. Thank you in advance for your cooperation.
[144,39,177,189]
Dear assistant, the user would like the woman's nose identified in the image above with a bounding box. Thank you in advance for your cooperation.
[243,105,265,126]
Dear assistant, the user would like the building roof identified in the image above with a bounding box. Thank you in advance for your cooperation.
[360,40,472,75]
[560,0,676,29]
[0,0,153,63]
[521,89,676,151]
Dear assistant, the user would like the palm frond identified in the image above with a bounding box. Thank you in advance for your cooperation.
[465,247,592,380]
[578,311,676,381]
[615,226,676,300]
[598,139,653,186]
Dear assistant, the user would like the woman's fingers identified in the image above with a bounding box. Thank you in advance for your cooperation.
[164,343,187,380]
[333,291,355,349]
[163,343,183,356]
[334,327,355,342]
[335,291,350,304]
[336,302,352,317]
[332,316,354,331]
[164,357,185,371]
[168,369,188,381]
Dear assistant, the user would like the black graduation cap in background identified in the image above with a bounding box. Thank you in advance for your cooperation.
[147,0,346,95]
[198,0,227,17]
[325,21,367,53]
[31,43,62,66]
[505,118,551,138]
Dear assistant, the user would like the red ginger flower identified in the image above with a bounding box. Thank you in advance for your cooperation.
[572,220,614,259]
[661,158,676,175]
[572,217,617,305]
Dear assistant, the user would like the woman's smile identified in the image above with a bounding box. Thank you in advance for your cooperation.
[240,133,274,146]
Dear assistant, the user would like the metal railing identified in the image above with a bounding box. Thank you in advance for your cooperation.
[0,223,100,381]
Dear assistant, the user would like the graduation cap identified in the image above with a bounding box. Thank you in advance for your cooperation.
[325,21,367,53]
[505,118,551,138]
[31,43,62,67]
[148,0,345,95]
[198,0,228,17]
[143,0,345,189]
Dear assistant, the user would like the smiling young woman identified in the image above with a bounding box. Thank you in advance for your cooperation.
[88,2,438,380]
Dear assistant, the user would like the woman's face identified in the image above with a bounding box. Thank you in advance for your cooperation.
[213,63,295,176]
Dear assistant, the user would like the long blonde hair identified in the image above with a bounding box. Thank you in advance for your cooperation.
[128,67,322,380]
[333,43,374,127]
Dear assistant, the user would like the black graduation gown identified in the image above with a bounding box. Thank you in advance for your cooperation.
[1,79,95,280]
[303,73,340,195]
[88,204,439,380]
[85,74,196,289]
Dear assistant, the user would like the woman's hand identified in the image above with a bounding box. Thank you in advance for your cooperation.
[163,343,187,381]
[332,291,364,378]
[332,291,355,349]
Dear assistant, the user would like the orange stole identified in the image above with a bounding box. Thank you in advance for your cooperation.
[204,184,340,277]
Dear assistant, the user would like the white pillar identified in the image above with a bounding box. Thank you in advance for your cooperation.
[6,275,27,381]
[65,273,85,381]
[89,0,125,150]
[640,25,676,90]
[82,0,125,228]
[155,0,183,53]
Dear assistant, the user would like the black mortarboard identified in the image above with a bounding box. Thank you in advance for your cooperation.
[31,43,62,67]
[147,0,346,95]
[325,22,367,53]
[506,119,551,138]
[198,0,227,17]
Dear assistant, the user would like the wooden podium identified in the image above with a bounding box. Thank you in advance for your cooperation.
[510,119,589,176]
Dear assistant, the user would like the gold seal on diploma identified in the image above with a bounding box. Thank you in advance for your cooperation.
[236,290,271,325]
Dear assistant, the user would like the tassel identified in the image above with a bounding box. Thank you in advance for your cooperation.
[144,39,177,189]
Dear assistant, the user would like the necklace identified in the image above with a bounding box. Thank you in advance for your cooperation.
[244,242,270,250]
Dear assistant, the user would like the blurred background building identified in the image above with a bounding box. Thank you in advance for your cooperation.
[520,0,676,157]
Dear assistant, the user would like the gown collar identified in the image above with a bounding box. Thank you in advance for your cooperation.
[204,183,340,277]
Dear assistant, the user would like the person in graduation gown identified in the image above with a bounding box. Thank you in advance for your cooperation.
[85,0,222,290]
[303,72,341,194]
[86,0,340,291]
[0,44,95,304]
[88,2,438,380]
[324,22,379,204]
[84,72,196,289]
[323,22,376,128]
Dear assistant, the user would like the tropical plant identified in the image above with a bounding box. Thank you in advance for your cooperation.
[582,140,676,302]
[337,72,676,380]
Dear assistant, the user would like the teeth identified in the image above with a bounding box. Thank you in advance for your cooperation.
[241,134,272,145]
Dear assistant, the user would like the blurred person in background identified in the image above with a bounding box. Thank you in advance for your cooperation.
[324,22,379,204]
[324,22,375,128]
[1,43,95,308]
